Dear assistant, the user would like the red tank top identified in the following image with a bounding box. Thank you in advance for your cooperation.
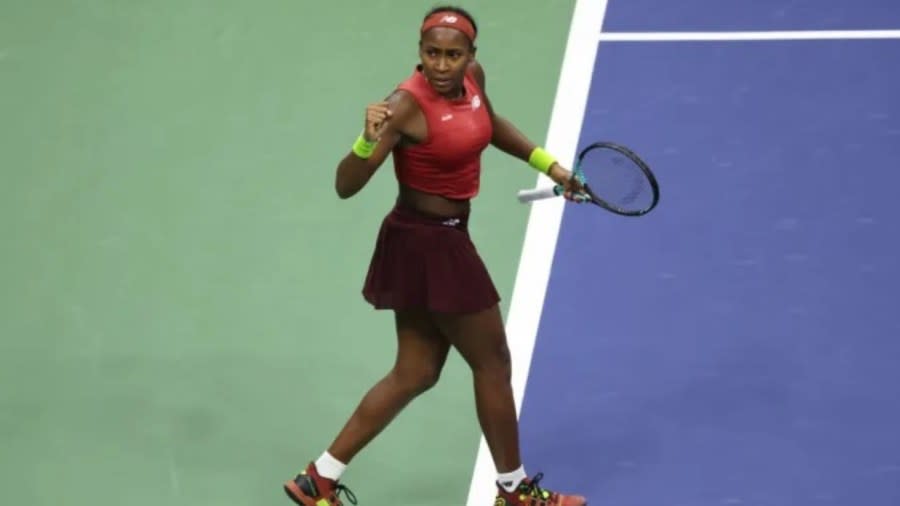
[391,67,493,200]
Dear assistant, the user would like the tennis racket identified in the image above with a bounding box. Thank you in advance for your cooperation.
[517,141,660,217]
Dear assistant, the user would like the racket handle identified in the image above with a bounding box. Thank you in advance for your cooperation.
[516,185,562,203]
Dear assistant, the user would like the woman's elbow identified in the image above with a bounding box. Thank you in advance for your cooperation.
[334,157,374,199]
[334,180,359,199]
[334,183,352,199]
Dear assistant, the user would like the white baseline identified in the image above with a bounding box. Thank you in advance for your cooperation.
[598,29,900,42]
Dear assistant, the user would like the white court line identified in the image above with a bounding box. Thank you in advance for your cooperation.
[598,29,900,41]
[464,0,609,505]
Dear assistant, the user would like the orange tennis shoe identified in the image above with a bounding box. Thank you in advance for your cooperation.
[283,462,357,506]
[494,473,587,506]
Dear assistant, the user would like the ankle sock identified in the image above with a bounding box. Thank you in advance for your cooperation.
[314,451,347,482]
[497,465,527,492]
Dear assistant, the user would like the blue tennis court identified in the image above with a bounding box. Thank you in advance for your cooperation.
[516,1,900,505]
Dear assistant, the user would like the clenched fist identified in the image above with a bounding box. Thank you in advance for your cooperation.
[364,102,393,142]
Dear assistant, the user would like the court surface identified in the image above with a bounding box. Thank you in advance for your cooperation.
[465,1,900,505]
[1,2,569,506]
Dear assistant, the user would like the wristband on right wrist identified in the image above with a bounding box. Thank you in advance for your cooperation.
[352,133,377,159]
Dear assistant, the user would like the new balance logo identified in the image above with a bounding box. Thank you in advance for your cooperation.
[441,113,453,121]
[441,218,461,227]
[441,15,458,23]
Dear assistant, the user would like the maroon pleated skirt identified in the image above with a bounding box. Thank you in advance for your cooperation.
[362,202,500,314]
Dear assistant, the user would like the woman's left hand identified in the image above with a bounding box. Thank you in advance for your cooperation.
[548,163,588,203]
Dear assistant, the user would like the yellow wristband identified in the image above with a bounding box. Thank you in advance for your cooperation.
[528,147,556,174]
[352,133,377,159]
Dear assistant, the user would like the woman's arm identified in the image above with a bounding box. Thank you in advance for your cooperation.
[334,90,418,199]
[467,61,578,190]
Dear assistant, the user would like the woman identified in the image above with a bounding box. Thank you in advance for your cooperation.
[284,6,587,506]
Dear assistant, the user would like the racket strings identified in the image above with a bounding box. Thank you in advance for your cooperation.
[580,148,655,211]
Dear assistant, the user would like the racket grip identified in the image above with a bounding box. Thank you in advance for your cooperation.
[516,185,562,203]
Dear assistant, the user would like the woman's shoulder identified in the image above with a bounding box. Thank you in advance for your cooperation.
[383,88,422,128]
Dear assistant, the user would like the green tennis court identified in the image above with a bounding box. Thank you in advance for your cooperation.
[0,2,574,505]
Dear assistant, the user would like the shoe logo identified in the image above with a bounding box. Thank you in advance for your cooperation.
[297,475,318,497]
[441,113,453,121]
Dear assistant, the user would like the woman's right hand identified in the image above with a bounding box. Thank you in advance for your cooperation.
[364,102,393,142]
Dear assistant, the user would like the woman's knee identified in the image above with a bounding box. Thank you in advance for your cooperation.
[391,309,449,396]
[492,347,513,382]
[391,361,442,396]
[469,331,512,380]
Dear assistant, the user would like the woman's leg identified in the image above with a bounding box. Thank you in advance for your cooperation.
[285,309,450,505]
[431,305,587,506]
[431,304,521,473]
[326,308,451,463]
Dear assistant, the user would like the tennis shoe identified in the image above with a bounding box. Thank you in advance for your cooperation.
[494,473,586,506]
[283,462,357,506]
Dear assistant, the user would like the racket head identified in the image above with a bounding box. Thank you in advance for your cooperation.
[574,141,660,216]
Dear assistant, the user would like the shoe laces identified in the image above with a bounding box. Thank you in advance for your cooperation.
[521,473,555,502]
[333,483,358,505]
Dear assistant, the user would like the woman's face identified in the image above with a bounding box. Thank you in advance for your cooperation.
[419,27,474,97]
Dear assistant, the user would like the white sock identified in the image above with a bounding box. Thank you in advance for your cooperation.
[497,465,527,492]
[314,451,347,482]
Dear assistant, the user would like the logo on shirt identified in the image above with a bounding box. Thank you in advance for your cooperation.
[472,95,481,110]
[441,113,454,121]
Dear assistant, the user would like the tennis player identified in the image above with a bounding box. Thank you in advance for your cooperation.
[284,6,587,506]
